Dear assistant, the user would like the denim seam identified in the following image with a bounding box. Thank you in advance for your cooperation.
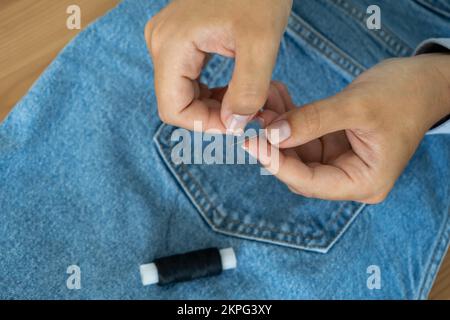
[417,205,450,299]
[322,202,367,251]
[329,0,413,57]
[154,123,365,252]
[286,11,365,78]
[414,0,450,18]
[159,149,341,251]
[182,163,328,243]
[182,164,344,242]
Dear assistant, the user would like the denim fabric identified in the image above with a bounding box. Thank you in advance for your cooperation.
[0,0,449,299]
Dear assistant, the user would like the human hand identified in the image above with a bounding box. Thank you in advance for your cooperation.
[244,54,450,203]
[145,0,292,133]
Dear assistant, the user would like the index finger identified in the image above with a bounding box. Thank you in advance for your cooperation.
[151,39,226,132]
[243,136,360,201]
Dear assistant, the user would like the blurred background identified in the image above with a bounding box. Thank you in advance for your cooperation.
[0,0,448,299]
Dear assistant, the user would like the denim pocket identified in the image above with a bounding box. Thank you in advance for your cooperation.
[414,0,450,18]
[154,122,366,253]
[152,5,373,254]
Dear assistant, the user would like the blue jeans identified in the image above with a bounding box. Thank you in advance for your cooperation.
[0,0,449,299]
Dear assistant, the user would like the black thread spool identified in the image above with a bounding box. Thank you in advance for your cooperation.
[140,247,236,286]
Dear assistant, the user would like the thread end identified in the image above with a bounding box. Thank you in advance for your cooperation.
[140,262,159,286]
[219,247,237,270]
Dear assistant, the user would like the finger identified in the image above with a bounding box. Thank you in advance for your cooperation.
[221,37,281,134]
[242,136,359,200]
[257,81,296,128]
[257,82,289,127]
[152,39,226,132]
[272,81,296,111]
[265,82,289,115]
[294,139,323,163]
[294,132,351,165]
[199,83,212,99]
[321,131,352,163]
[257,110,280,129]
[210,86,228,102]
[265,93,357,148]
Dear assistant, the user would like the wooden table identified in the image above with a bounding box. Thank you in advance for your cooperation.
[0,0,448,300]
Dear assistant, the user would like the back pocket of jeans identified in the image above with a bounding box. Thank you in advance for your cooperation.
[154,123,365,253]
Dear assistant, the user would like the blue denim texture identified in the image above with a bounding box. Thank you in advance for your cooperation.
[0,0,449,299]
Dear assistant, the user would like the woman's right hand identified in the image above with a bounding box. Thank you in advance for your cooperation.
[245,54,450,203]
[145,0,293,133]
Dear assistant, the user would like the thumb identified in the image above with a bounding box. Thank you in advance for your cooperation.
[221,39,279,134]
[265,94,356,148]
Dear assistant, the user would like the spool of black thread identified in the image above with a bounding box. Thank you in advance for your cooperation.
[140,247,236,286]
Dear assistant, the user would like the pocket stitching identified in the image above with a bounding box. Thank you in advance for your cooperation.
[286,11,366,78]
[329,0,413,57]
[184,164,344,241]
[415,0,450,18]
[154,123,366,253]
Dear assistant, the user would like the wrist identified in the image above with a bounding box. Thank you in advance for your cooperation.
[415,54,450,130]
[432,55,450,115]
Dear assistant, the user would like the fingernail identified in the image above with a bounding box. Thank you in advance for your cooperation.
[265,120,291,145]
[227,114,250,135]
